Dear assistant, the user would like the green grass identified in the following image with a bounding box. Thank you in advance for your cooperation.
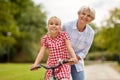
[0,63,46,80]
[1,62,120,80]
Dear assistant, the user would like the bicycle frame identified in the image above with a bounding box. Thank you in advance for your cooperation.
[39,64,61,80]
[38,60,69,80]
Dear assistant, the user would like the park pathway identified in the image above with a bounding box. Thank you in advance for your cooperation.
[85,64,120,80]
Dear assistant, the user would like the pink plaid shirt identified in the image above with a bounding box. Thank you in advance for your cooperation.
[42,31,71,80]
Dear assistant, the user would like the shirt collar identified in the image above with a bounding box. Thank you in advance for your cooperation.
[72,19,89,33]
[72,20,78,29]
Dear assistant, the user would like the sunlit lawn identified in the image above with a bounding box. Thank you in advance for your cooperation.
[0,63,46,80]
[0,61,120,80]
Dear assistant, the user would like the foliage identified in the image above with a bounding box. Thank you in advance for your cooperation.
[0,0,47,62]
[0,63,46,80]
[88,7,120,61]
[93,7,120,54]
[94,26,118,52]
[87,51,118,61]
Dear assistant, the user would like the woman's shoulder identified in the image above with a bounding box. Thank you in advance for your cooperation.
[86,25,95,35]
[87,25,94,31]
[62,20,77,31]
[63,19,77,26]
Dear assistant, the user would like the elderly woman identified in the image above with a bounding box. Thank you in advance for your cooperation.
[62,6,96,80]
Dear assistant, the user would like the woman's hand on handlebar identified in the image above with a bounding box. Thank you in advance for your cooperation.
[68,58,78,65]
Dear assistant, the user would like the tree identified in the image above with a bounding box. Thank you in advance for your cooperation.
[94,7,120,56]
[0,0,20,56]
[0,0,47,62]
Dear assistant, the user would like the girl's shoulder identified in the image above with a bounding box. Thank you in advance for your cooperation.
[59,31,69,39]
[41,34,49,41]
[41,35,46,38]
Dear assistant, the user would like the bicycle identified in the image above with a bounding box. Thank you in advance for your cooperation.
[30,59,73,80]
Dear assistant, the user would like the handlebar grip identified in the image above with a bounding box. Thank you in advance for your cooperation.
[62,60,69,63]
[30,59,75,71]
[30,66,41,71]
[62,60,74,64]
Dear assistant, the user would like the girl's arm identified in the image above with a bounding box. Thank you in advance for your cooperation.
[31,46,46,70]
[65,39,78,64]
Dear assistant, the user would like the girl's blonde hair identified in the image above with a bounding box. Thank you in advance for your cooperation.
[47,16,61,33]
[48,16,61,25]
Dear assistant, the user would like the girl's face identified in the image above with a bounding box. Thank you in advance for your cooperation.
[48,17,61,35]
[78,8,93,24]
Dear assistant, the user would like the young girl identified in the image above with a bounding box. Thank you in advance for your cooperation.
[31,16,78,80]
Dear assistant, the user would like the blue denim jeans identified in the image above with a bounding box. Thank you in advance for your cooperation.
[71,65,84,80]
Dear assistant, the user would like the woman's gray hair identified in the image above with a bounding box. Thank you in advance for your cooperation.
[78,6,96,20]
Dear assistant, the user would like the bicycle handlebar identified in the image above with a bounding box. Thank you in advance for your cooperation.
[39,59,69,69]
[30,59,73,71]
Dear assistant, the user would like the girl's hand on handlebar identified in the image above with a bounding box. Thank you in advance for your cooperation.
[30,64,39,71]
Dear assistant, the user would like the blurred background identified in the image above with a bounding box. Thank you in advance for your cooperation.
[0,0,120,80]
[0,0,47,63]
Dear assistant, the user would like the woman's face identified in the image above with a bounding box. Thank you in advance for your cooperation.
[78,8,93,24]
[48,18,61,34]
